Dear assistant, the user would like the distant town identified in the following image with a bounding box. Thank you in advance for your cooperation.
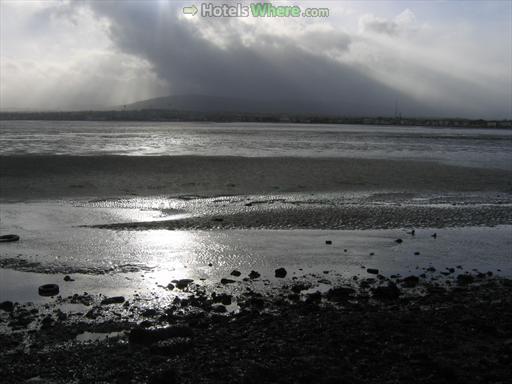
[0,110,510,128]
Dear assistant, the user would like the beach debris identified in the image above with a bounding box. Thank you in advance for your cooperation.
[174,279,194,289]
[221,278,236,285]
[0,301,14,312]
[230,270,241,277]
[275,268,287,278]
[367,268,379,275]
[101,296,125,305]
[325,240,332,245]
[395,238,403,244]
[129,326,193,345]
[38,284,59,297]
[0,234,20,243]
[248,270,261,279]
[63,275,74,282]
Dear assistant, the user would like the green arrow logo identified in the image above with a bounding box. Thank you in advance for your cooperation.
[183,5,198,16]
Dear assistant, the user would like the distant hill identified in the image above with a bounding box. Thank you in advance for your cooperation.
[122,94,336,115]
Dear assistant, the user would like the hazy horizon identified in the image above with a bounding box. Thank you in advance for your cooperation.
[1,1,511,119]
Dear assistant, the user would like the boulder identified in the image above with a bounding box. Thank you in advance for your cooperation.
[274,268,287,278]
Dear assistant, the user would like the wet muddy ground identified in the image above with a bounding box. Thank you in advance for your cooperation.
[1,271,511,383]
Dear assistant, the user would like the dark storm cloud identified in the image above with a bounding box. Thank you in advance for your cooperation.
[3,1,507,117]
[84,1,430,116]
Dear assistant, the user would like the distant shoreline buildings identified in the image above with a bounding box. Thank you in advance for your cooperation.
[0,110,510,128]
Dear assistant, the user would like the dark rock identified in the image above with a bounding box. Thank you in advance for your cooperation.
[0,301,14,312]
[63,275,74,282]
[166,283,175,290]
[457,274,474,285]
[248,270,261,279]
[432,233,437,238]
[212,304,227,313]
[291,283,311,293]
[100,296,125,305]
[142,308,158,317]
[372,283,401,300]
[220,278,236,285]
[395,238,403,244]
[275,268,287,278]
[212,293,232,305]
[326,287,356,302]
[175,279,194,289]
[129,326,193,345]
[325,240,332,245]
[414,251,420,255]
[367,268,379,275]
[230,270,241,277]
[402,275,420,288]
[38,284,59,297]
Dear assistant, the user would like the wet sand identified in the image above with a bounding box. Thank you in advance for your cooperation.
[1,155,511,200]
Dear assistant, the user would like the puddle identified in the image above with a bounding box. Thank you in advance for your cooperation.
[75,330,126,343]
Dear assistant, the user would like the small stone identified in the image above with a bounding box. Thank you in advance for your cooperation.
[63,275,74,282]
[325,240,332,245]
[0,301,14,312]
[230,270,241,277]
[212,293,232,305]
[275,268,287,278]
[395,238,403,244]
[38,284,59,297]
[100,296,125,305]
[248,270,260,279]
[166,283,175,290]
[367,268,379,275]
[175,279,194,289]
[402,275,420,288]
[212,304,227,313]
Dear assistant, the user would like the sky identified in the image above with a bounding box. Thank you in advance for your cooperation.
[0,0,511,118]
